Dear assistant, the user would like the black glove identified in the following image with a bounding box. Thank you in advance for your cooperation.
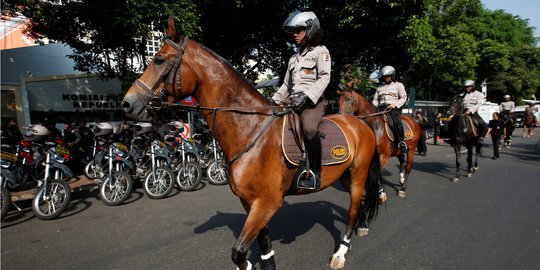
[290,92,308,109]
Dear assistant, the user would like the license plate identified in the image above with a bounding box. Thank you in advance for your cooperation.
[116,143,128,152]
[0,151,17,162]
[56,146,70,156]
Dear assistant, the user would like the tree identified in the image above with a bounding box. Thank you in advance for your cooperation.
[399,0,482,101]
[3,0,200,90]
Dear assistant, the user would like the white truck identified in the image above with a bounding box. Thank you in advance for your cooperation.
[477,102,500,123]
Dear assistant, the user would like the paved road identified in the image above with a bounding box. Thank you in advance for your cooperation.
[2,130,540,270]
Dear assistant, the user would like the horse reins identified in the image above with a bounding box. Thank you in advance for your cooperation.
[131,37,298,168]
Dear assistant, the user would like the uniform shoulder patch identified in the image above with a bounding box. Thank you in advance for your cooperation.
[322,53,330,62]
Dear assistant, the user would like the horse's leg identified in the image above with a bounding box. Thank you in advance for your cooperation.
[232,198,279,270]
[330,169,367,269]
[257,226,276,270]
[396,153,407,197]
[238,199,276,270]
[377,154,390,204]
[466,145,474,177]
[355,201,369,237]
[474,143,481,171]
[452,145,461,182]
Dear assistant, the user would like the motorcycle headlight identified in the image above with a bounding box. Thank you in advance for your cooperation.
[54,154,65,163]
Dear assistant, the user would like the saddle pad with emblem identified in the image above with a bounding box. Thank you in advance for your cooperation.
[282,116,350,166]
[383,115,414,141]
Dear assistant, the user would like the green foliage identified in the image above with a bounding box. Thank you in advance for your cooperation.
[4,0,200,91]
[5,0,538,104]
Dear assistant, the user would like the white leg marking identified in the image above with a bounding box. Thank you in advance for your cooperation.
[261,250,275,260]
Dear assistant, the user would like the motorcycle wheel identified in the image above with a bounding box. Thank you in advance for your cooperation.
[1,185,11,220]
[207,160,228,185]
[143,166,175,199]
[84,161,100,180]
[176,161,202,191]
[100,171,133,206]
[32,179,71,220]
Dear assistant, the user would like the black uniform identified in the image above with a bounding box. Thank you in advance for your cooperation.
[488,119,504,159]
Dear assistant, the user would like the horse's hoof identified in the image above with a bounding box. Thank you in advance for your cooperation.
[467,173,473,178]
[379,192,388,204]
[355,227,369,237]
[329,254,346,269]
[397,190,406,198]
[451,177,459,183]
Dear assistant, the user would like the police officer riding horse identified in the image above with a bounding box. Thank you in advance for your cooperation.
[272,11,331,190]
[499,94,516,147]
[448,80,487,144]
[372,65,408,153]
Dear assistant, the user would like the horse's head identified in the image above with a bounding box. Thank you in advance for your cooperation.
[337,89,357,115]
[447,95,464,116]
[337,89,375,116]
[122,17,197,121]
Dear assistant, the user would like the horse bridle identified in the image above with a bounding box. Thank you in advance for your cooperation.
[133,36,189,114]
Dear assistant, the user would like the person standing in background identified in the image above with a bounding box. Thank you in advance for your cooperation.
[486,112,504,159]
[415,111,428,156]
[433,113,442,145]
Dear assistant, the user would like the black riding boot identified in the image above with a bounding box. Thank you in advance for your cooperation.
[298,132,321,190]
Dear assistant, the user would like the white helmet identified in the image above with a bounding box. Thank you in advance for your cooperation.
[91,122,114,137]
[23,124,50,142]
[463,80,475,88]
[380,66,395,77]
[503,94,511,100]
[168,121,184,134]
[282,11,321,39]
[133,122,153,136]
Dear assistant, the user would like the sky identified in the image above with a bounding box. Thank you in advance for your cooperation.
[481,0,540,45]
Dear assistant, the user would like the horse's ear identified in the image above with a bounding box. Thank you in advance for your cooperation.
[337,89,352,98]
[165,16,179,42]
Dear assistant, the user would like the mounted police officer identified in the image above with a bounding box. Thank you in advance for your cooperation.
[455,79,487,143]
[272,11,331,190]
[499,94,515,121]
[372,66,408,152]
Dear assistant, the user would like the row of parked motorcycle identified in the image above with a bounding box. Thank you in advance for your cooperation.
[1,121,228,221]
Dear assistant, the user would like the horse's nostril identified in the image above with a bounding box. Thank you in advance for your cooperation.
[121,101,131,111]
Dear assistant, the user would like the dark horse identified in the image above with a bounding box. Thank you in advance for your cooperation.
[446,96,483,182]
[337,89,421,198]
[122,17,383,269]
[502,113,516,148]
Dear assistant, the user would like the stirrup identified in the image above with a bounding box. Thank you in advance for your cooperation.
[398,141,408,152]
[297,169,319,190]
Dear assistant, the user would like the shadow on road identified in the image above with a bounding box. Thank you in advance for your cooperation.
[193,200,348,261]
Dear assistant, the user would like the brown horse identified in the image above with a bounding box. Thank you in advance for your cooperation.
[337,89,420,198]
[122,18,383,270]
[523,107,536,138]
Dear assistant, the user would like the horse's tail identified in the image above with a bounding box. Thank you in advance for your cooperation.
[363,146,384,223]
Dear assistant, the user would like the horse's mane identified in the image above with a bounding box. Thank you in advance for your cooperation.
[349,90,377,114]
[196,42,269,103]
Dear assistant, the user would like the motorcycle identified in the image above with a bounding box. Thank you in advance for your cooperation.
[205,137,228,185]
[192,131,227,185]
[97,139,133,206]
[169,135,203,191]
[141,138,176,199]
[31,139,73,220]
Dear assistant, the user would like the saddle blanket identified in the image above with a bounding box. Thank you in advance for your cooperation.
[282,116,350,166]
[384,115,415,141]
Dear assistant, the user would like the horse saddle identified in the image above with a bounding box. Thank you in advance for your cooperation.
[463,115,478,136]
[282,114,350,166]
[382,114,414,141]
